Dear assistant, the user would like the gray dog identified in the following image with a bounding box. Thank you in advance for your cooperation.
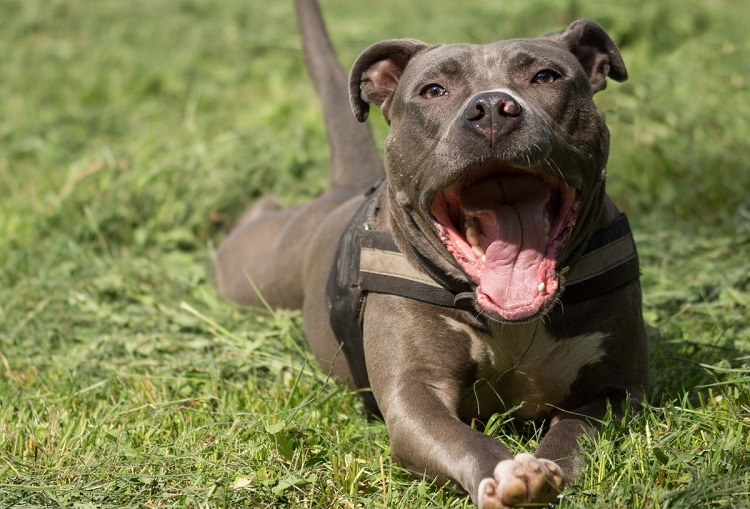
[213,0,649,507]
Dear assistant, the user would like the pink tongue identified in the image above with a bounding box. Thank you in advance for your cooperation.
[461,176,550,313]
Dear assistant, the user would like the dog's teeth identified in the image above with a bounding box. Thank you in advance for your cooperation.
[543,210,551,235]
[538,282,546,293]
[481,255,486,263]
[472,245,485,257]
[466,225,481,247]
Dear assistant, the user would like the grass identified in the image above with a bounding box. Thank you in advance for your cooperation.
[0,0,748,507]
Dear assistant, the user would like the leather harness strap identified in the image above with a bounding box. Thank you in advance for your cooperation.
[359,211,639,308]
[561,214,640,303]
[359,231,459,308]
[326,183,641,413]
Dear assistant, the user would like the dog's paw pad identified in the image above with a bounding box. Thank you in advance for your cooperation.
[477,453,564,508]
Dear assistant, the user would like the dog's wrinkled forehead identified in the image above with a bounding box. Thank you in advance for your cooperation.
[403,39,585,93]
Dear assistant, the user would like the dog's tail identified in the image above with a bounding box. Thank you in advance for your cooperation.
[295,0,384,190]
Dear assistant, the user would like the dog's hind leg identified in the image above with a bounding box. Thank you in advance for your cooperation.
[213,1,381,309]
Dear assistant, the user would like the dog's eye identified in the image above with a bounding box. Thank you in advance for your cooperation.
[421,84,448,99]
[531,70,560,84]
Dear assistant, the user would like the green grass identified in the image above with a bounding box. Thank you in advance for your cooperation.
[0,0,748,507]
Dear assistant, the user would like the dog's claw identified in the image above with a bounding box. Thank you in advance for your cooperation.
[477,453,564,508]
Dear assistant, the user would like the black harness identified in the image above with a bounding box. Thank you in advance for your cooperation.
[326,182,640,414]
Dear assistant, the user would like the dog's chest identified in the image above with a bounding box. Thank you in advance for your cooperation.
[443,316,607,420]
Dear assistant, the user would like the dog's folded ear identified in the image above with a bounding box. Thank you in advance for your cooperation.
[546,19,628,93]
[349,39,430,123]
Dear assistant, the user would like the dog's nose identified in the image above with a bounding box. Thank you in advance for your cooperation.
[463,91,522,144]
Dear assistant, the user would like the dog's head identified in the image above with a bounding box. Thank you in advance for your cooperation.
[349,20,627,322]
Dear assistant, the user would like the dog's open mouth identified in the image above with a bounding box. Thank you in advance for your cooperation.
[431,162,579,321]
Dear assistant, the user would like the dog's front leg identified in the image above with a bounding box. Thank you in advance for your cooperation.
[363,295,564,508]
[535,395,634,482]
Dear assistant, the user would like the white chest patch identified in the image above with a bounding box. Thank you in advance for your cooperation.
[443,316,607,419]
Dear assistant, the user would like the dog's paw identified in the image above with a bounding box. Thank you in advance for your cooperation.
[477,453,564,508]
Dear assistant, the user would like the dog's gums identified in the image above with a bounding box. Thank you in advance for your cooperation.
[431,164,578,321]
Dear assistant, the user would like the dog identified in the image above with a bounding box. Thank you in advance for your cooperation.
[213,0,649,507]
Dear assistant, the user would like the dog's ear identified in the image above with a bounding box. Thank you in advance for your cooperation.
[547,19,628,93]
[349,39,429,123]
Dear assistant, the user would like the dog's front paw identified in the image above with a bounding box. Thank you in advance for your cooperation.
[477,453,564,508]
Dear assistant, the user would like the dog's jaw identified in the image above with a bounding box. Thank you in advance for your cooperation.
[430,161,579,321]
